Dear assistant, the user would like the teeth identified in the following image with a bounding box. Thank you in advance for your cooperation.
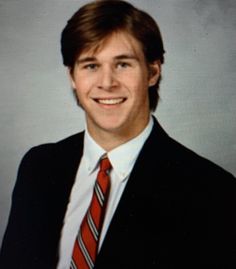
[97,98,124,105]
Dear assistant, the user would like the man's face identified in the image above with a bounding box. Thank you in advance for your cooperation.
[69,31,160,144]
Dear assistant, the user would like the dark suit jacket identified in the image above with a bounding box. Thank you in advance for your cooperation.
[0,118,236,268]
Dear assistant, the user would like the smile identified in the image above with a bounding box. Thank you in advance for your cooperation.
[95,98,126,105]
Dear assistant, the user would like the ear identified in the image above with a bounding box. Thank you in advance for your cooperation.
[148,60,161,87]
[67,68,76,89]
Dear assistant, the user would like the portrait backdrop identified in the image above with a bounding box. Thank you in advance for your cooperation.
[0,0,235,246]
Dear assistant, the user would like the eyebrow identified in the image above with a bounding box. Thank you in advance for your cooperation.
[76,54,140,65]
[114,54,139,61]
[76,57,97,65]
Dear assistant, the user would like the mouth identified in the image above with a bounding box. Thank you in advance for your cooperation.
[94,98,126,105]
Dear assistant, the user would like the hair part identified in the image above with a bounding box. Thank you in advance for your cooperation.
[61,0,165,111]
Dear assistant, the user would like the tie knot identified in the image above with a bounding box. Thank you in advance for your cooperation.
[100,157,111,172]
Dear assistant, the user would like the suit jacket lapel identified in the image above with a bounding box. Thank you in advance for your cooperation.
[95,118,172,268]
[50,132,85,262]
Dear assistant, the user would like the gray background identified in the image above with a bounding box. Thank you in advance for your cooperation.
[0,0,235,246]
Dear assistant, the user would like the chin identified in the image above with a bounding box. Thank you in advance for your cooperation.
[100,124,123,133]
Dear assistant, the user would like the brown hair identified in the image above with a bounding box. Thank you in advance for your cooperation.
[61,0,165,111]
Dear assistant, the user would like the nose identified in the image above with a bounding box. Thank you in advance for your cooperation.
[97,66,117,90]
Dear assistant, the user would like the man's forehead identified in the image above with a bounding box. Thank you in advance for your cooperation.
[77,31,143,60]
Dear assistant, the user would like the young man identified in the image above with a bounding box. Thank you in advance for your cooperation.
[0,1,235,268]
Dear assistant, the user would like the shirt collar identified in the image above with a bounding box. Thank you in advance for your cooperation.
[83,117,154,181]
[83,129,106,174]
[108,117,153,181]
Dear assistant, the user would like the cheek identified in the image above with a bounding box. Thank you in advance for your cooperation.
[120,71,143,88]
[71,70,93,89]
[73,78,91,93]
[126,74,149,96]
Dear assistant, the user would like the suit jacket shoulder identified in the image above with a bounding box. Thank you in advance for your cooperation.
[148,118,234,177]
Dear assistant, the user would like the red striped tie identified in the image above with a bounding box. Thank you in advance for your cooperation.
[70,157,112,269]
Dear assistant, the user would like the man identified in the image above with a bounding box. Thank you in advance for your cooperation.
[0,1,235,268]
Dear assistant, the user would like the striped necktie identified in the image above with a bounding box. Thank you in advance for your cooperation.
[70,157,112,269]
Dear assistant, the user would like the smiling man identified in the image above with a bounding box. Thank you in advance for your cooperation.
[0,1,235,269]
[69,31,159,151]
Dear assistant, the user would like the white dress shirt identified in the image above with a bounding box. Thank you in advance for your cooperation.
[57,117,153,269]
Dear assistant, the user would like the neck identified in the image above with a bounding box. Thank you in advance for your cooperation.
[87,117,150,152]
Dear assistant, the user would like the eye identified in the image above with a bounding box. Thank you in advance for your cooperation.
[83,63,99,70]
[117,62,131,69]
